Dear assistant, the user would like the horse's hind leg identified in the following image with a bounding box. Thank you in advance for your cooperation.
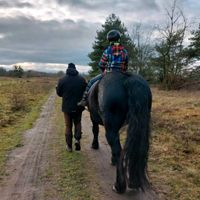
[105,128,121,165]
[105,109,127,165]
[91,121,99,149]
[113,152,126,193]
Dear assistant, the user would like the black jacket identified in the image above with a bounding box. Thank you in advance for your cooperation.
[56,68,87,113]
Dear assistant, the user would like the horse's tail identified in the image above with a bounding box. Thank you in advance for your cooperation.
[124,75,152,190]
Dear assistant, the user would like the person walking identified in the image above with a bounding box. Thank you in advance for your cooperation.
[56,63,87,152]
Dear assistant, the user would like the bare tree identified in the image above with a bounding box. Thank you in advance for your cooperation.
[154,0,189,89]
[130,24,155,78]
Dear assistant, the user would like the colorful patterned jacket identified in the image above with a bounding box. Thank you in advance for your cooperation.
[98,44,128,72]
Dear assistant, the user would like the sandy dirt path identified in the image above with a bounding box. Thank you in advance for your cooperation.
[0,92,158,200]
[0,93,56,200]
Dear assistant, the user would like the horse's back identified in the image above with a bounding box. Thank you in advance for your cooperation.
[98,72,151,108]
[89,72,151,126]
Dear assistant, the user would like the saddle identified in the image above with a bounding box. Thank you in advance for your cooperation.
[88,80,99,94]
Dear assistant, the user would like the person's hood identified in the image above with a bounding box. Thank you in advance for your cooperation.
[66,68,79,76]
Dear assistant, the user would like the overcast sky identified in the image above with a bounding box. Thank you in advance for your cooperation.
[0,0,199,73]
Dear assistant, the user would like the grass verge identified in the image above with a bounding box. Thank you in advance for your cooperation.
[149,88,200,200]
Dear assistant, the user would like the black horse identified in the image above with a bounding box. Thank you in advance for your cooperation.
[87,71,152,193]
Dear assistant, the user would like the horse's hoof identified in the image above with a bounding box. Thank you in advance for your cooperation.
[112,185,118,193]
[128,183,134,189]
[91,142,99,150]
[111,157,117,166]
[112,184,125,194]
[128,182,139,189]
[111,161,116,166]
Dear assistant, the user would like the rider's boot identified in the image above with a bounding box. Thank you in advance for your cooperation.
[77,91,88,107]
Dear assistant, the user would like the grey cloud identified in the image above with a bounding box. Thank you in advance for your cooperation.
[0,1,10,7]
[57,0,159,12]
[0,16,97,65]
[0,1,33,8]
[15,2,33,8]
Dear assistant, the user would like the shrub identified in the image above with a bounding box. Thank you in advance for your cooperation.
[9,88,28,111]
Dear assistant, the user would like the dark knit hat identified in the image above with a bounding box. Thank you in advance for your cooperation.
[68,63,76,69]
[66,63,78,76]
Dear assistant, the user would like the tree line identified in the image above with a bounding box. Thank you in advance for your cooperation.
[89,1,200,89]
[0,65,64,78]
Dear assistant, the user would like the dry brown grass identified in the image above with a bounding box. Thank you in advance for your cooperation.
[149,88,200,200]
[0,77,56,127]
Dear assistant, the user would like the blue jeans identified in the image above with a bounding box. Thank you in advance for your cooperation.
[86,74,103,92]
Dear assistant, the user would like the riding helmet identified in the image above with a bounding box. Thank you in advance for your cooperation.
[107,30,121,42]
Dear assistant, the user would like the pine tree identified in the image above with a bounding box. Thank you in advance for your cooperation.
[88,14,135,76]
[188,24,200,60]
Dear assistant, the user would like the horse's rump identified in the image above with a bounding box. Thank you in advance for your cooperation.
[98,72,129,129]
